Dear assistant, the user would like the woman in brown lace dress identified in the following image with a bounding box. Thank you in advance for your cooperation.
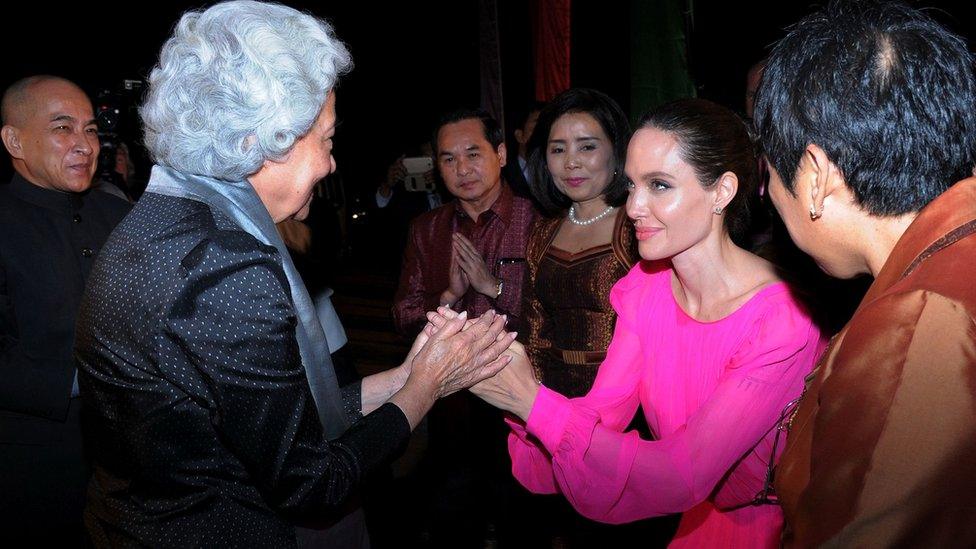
[524,88,636,398]
[518,88,655,547]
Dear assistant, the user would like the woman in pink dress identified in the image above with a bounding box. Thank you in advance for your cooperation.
[454,98,827,547]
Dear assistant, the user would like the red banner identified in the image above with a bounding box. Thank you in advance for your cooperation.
[533,0,571,101]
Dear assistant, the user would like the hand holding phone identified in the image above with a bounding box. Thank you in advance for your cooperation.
[403,156,435,192]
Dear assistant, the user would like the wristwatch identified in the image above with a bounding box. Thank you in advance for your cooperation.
[494,279,504,299]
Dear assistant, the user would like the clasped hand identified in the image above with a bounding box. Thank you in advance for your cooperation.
[403,309,516,401]
[425,307,540,421]
[452,233,499,298]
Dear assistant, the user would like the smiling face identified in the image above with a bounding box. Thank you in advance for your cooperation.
[250,90,337,222]
[625,128,720,261]
[546,111,614,204]
[1,78,100,193]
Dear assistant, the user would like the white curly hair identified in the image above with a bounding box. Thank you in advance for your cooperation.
[141,0,352,181]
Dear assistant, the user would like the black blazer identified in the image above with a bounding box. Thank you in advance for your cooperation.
[76,192,408,547]
[0,174,130,542]
[0,174,129,426]
[503,156,536,200]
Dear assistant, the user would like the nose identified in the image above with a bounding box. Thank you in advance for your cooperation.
[456,155,473,176]
[75,130,96,156]
[625,185,646,222]
[565,151,580,170]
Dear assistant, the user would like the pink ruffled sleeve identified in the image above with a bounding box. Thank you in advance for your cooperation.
[507,304,644,494]
[508,269,822,524]
[507,266,648,495]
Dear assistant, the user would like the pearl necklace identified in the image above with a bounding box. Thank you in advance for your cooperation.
[568,204,615,225]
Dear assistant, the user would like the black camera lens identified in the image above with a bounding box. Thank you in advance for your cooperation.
[96,105,120,132]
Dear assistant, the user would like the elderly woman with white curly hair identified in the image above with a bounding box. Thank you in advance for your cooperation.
[74,2,516,547]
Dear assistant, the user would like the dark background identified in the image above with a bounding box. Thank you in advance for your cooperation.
[3,0,973,198]
[3,2,972,546]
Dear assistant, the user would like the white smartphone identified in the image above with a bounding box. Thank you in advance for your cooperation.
[404,173,436,192]
[403,156,433,174]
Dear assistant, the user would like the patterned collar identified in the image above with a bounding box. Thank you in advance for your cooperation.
[452,181,515,225]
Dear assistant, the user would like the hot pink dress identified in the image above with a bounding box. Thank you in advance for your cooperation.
[509,261,826,548]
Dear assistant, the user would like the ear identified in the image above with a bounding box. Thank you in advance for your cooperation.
[713,171,739,212]
[496,142,507,168]
[801,143,844,216]
[1,125,24,160]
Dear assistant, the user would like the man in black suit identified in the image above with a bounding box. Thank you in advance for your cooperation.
[371,145,451,274]
[503,101,544,199]
[0,75,131,543]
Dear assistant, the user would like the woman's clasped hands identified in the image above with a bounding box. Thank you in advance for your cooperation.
[425,306,541,421]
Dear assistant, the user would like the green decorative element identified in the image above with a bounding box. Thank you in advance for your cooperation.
[630,0,697,124]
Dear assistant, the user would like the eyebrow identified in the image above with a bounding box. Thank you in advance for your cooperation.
[549,135,601,143]
[442,144,481,155]
[50,114,98,126]
[639,171,674,182]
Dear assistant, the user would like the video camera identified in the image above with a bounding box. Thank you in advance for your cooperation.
[94,79,144,185]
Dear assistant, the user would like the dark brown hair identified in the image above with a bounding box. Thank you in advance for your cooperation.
[639,98,758,244]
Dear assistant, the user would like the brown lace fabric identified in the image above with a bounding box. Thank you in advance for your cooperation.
[522,208,637,398]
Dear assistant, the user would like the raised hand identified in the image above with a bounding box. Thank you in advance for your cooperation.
[379,155,407,197]
[400,321,436,377]
[453,233,499,298]
[411,310,516,398]
[424,307,537,419]
[469,340,540,421]
[440,247,470,307]
[390,310,516,428]
[426,305,478,330]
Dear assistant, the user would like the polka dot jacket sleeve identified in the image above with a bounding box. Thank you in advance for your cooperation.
[157,229,409,519]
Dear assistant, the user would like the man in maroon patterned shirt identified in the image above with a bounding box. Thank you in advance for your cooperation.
[391,108,537,546]
[393,109,537,337]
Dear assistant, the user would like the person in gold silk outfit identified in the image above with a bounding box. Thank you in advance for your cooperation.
[754,1,976,546]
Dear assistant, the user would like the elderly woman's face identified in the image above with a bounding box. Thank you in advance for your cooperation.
[261,91,338,221]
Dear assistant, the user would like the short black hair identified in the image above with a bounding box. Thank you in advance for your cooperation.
[431,108,504,154]
[526,88,631,215]
[755,0,976,215]
[639,98,759,245]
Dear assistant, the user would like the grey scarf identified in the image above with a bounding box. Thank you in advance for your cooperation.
[146,165,348,439]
